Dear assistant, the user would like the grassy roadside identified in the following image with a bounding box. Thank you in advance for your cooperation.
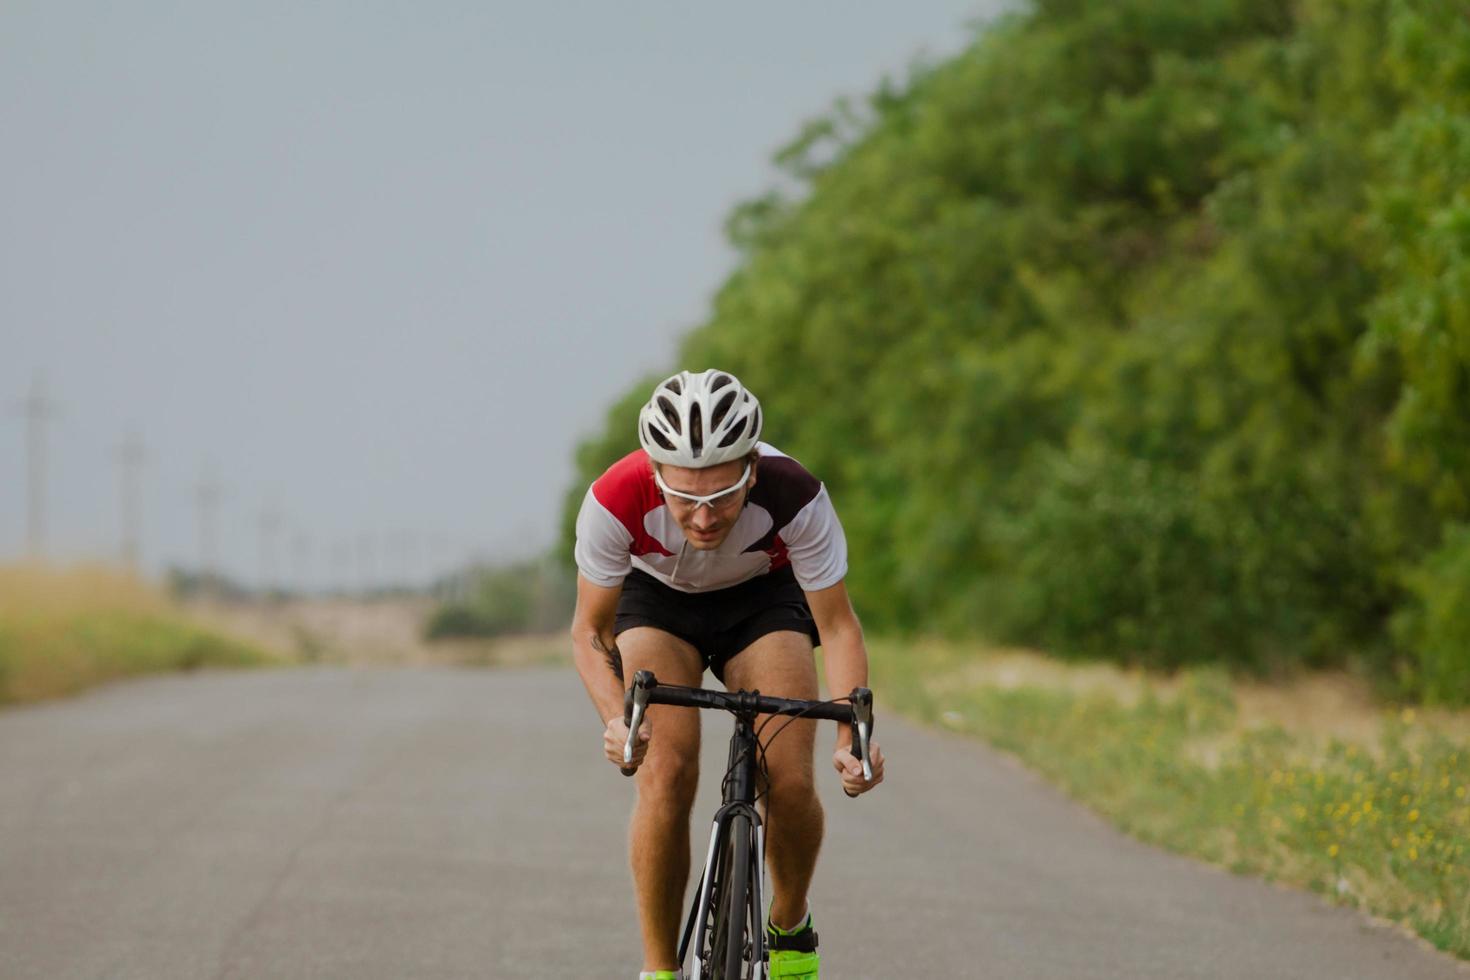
[867,639,1470,961]
[0,565,275,706]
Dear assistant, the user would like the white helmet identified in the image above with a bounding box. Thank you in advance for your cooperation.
[638,369,763,467]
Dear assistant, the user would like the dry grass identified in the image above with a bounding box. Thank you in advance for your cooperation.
[0,562,171,618]
[0,563,271,705]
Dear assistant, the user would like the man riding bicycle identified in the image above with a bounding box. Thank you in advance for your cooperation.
[571,369,886,980]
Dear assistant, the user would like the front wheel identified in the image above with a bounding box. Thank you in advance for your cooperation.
[705,812,757,979]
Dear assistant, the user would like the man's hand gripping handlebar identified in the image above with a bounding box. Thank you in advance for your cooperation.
[617,669,876,788]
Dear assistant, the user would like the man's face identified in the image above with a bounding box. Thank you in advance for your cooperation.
[656,457,756,550]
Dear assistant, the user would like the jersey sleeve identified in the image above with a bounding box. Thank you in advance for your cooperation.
[781,484,849,592]
[573,486,633,587]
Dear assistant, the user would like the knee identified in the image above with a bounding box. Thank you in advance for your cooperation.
[764,767,819,812]
[637,755,699,811]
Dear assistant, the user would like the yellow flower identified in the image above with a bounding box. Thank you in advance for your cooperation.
[1457,786,1467,799]
[1408,847,1418,861]
[1362,800,1373,813]
[1328,843,1340,858]
[1409,809,1419,822]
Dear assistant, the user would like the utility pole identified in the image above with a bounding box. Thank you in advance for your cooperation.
[429,532,449,587]
[290,529,311,596]
[355,532,375,597]
[116,433,147,572]
[15,373,59,561]
[258,506,283,597]
[195,464,223,589]
[331,537,352,596]
[405,531,422,592]
[388,530,409,591]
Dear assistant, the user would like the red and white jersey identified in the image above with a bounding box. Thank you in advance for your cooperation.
[574,443,848,594]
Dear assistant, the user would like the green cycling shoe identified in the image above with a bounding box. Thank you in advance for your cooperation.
[767,910,819,979]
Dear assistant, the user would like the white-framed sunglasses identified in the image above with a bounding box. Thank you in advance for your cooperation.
[653,461,753,511]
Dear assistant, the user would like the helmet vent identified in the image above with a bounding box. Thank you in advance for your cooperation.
[689,403,704,458]
[710,373,733,392]
[646,423,675,452]
[716,418,747,448]
[656,396,681,433]
[712,390,737,428]
[665,377,682,395]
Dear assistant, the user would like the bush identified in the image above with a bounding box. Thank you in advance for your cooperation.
[1394,525,1470,706]
[427,559,575,640]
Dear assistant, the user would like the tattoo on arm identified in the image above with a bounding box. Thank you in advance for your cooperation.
[592,634,624,680]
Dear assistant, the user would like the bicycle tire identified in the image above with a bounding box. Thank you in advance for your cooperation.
[721,812,752,979]
[703,812,754,980]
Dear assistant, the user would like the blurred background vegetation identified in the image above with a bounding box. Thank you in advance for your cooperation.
[425,558,576,640]
[564,0,1470,705]
[0,565,271,705]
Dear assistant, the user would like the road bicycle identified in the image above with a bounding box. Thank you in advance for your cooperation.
[620,669,875,980]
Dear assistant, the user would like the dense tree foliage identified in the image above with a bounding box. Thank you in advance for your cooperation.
[564,0,1470,703]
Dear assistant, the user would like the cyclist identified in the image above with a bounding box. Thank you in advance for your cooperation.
[571,369,886,980]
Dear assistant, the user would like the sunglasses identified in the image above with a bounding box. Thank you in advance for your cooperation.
[654,462,753,511]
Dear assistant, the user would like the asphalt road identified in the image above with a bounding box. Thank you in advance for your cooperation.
[1,666,1465,979]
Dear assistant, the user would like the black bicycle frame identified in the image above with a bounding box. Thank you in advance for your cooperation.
[678,708,766,969]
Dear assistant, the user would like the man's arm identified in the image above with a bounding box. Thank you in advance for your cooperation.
[570,573,627,724]
[805,579,885,794]
[570,572,656,771]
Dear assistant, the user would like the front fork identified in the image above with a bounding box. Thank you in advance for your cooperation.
[683,801,766,979]
[684,716,767,978]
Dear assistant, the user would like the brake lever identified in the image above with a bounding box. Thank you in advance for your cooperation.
[849,687,874,784]
[621,670,656,776]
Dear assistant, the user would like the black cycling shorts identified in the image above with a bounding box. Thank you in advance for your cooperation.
[613,566,821,681]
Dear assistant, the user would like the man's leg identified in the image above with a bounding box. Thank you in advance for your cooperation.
[719,630,822,932]
[618,627,705,973]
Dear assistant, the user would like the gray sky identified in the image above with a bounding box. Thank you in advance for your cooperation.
[3,1,994,588]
